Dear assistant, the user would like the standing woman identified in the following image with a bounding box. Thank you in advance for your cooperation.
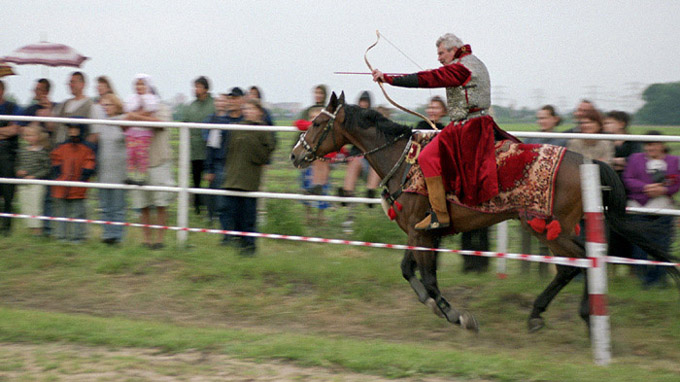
[94,76,116,105]
[603,110,642,175]
[247,86,274,126]
[623,131,680,288]
[524,105,567,147]
[603,111,642,263]
[415,96,447,130]
[567,109,614,163]
[90,93,127,245]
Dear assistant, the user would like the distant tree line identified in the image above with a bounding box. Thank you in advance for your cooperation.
[635,82,680,125]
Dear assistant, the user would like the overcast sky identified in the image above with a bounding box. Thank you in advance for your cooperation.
[2,1,679,114]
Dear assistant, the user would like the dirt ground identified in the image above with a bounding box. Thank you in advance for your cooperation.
[0,342,476,382]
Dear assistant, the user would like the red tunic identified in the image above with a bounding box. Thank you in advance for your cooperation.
[384,48,517,206]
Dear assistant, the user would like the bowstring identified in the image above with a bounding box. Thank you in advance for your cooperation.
[379,32,424,70]
[377,31,433,106]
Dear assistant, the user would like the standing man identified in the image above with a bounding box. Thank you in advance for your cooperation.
[182,76,215,215]
[22,78,55,130]
[46,72,104,237]
[0,80,23,235]
[50,72,102,145]
[208,87,245,234]
[372,33,517,231]
[203,91,243,223]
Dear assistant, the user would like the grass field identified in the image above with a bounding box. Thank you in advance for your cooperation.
[1,122,680,381]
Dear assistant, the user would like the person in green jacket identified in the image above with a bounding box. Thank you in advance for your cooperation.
[182,76,215,215]
[219,98,276,256]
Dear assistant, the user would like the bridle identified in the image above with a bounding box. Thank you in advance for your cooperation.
[296,103,412,167]
[296,104,343,163]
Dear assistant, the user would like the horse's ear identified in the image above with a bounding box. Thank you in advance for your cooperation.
[339,91,345,104]
[329,92,338,108]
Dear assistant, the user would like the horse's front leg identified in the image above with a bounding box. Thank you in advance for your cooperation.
[401,249,443,318]
[408,231,479,332]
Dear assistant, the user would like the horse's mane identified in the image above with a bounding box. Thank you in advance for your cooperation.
[343,104,412,139]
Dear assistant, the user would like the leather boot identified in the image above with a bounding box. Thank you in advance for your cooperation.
[414,176,451,231]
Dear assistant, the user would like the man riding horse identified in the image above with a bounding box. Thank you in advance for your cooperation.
[372,33,517,231]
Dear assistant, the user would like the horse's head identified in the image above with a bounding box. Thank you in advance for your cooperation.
[290,91,350,168]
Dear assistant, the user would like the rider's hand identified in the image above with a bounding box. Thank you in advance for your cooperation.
[372,69,385,83]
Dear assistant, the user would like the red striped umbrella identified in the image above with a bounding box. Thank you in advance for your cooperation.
[1,41,89,68]
[0,62,16,77]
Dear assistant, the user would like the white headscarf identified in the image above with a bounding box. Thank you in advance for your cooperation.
[125,73,160,113]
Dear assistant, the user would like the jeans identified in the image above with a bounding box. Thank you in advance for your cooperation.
[43,186,53,235]
[99,188,126,241]
[218,194,257,252]
[631,214,674,287]
[206,163,224,221]
[54,198,87,241]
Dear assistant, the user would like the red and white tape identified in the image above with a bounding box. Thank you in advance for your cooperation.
[3,213,678,269]
[0,212,593,267]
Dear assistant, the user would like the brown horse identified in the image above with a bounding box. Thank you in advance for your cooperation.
[290,92,679,333]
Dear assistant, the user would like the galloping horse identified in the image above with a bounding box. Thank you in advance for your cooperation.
[290,92,679,333]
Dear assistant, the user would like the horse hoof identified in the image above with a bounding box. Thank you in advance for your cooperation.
[528,318,544,333]
[426,298,445,318]
[459,311,479,333]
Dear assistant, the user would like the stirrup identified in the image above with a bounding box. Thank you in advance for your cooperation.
[415,210,450,231]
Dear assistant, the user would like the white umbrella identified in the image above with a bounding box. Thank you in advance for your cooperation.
[1,41,89,68]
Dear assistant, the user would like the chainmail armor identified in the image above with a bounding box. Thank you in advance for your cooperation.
[446,54,491,121]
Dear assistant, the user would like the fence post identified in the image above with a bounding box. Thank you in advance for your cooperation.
[496,221,508,279]
[579,162,611,365]
[177,125,190,245]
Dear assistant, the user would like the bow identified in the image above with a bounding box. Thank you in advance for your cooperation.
[364,30,438,130]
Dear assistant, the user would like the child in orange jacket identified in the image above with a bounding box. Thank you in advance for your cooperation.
[51,121,96,242]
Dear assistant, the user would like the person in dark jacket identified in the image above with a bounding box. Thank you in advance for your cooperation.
[0,80,23,235]
[623,131,680,288]
[218,98,276,255]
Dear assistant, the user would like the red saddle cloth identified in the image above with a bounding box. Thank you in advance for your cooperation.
[404,137,567,219]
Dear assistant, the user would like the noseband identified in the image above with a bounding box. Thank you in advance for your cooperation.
[297,104,343,163]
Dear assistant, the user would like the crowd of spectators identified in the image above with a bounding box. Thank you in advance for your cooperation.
[0,75,677,277]
[522,100,678,288]
[0,74,275,256]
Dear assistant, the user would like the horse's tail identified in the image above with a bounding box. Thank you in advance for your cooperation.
[595,160,680,288]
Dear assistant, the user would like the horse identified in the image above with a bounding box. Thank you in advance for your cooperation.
[290,91,680,333]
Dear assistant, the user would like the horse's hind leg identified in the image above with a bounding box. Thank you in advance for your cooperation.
[529,265,582,332]
[528,236,584,332]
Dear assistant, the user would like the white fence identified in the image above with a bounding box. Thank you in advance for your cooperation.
[1,114,679,243]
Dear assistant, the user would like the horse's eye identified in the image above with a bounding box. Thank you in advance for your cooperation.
[312,122,319,128]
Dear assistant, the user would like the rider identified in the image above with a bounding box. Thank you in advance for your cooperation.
[372,33,517,231]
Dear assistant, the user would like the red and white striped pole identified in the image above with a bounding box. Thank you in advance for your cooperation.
[580,162,611,365]
[496,221,508,279]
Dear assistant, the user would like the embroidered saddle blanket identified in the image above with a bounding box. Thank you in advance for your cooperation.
[403,133,567,218]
